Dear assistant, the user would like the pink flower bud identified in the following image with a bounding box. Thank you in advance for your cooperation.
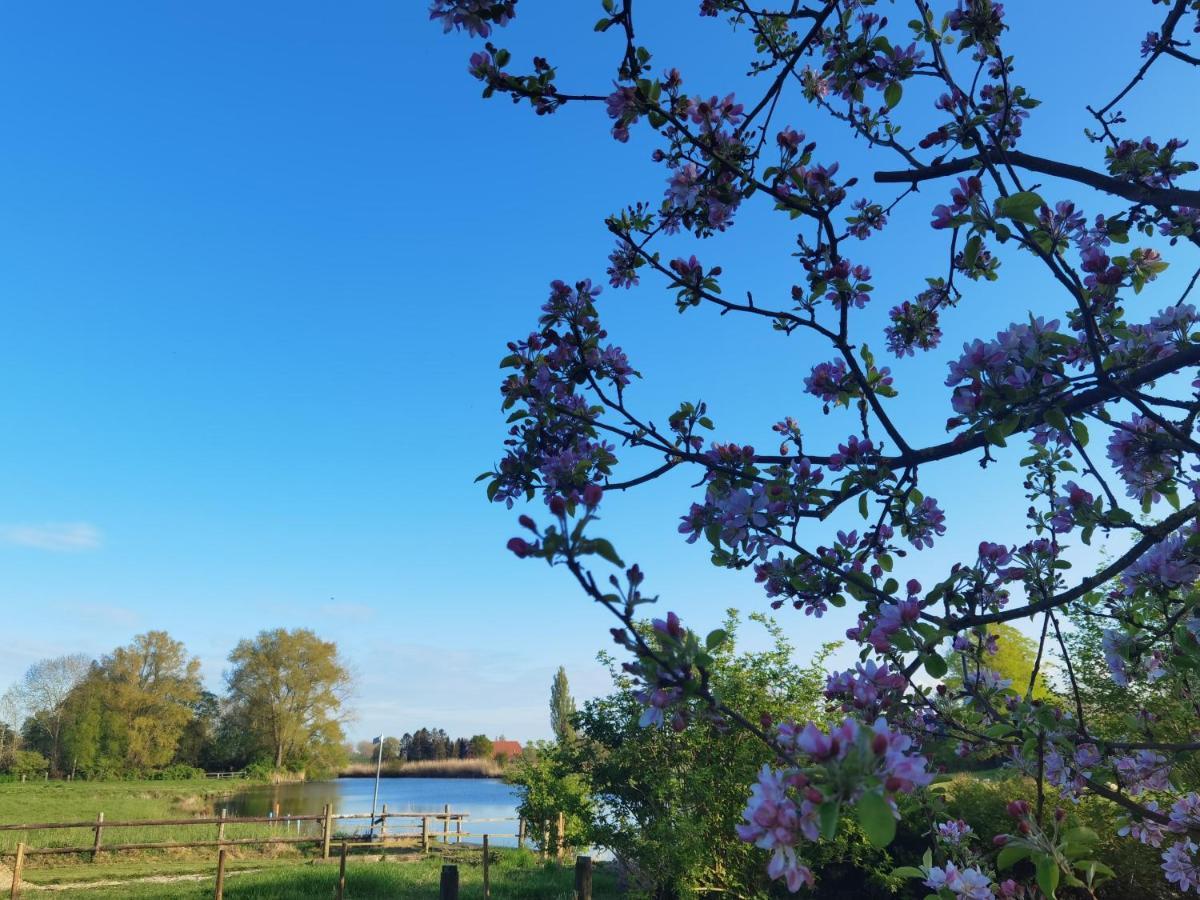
[884,776,903,793]
[507,537,532,558]
[549,495,567,516]
[583,483,604,507]
[518,514,536,530]
[871,732,889,755]
[993,834,1009,846]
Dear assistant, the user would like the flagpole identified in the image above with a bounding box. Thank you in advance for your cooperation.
[369,734,384,840]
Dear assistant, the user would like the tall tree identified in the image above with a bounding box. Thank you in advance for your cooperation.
[15,654,90,773]
[225,628,352,772]
[60,632,201,774]
[549,665,577,743]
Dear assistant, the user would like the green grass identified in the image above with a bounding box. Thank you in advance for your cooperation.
[16,849,621,898]
[0,779,298,856]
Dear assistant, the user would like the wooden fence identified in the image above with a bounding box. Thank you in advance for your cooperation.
[3,805,577,899]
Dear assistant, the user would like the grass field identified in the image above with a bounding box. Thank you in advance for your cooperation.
[13,848,618,898]
[0,779,298,857]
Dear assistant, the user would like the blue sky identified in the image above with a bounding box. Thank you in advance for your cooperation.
[0,2,1193,743]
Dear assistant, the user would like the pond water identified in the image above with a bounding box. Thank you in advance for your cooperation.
[219,777,524,845]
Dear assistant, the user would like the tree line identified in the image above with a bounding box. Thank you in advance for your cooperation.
[0,628,352,780]
[348,730,497,763]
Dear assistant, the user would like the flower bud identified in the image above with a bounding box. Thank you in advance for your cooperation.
[1018,821,1031,835]
[993,834,1009,846]
[805,787,823,804]
[549,495,567,516]
[518,514,536,531]
[583,483,604,507]
[1006,800,1029,819]
[885,776,903,793]
[1054,807,1066,823]
[506,537,532,558]
[871,732,889,755]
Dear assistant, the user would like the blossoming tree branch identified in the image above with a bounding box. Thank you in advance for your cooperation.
[434,0,1200,895]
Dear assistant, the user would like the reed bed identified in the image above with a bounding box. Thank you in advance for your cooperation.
[338,757,504,778]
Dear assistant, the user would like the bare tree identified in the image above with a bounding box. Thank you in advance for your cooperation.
[18,654,91,773]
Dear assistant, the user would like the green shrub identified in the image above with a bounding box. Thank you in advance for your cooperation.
[7,750,49,778]
[149,764,205,780]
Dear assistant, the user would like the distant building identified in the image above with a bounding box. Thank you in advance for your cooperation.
[491,739,522,760]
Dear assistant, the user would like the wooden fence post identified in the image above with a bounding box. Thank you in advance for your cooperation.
[91,812,104,862]
[482,834,490,899]
[379,803,387,841]
[9,842,25,900]
[517,817,525,850]
[217,809,227,844]
[442,804,449,845]
[321,803,333,860]
[557,811,565,862]
[574,855,593,900]
[421,815,429,853]
[335,841,348,900]
[542,823,549,860]
[455,815,461,845]
[214,848,227,900]
[439,864,459,900]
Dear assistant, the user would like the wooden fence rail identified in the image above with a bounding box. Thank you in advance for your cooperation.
[4,807,577,899]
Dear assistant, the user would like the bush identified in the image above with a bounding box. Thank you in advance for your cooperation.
[149,764,205,780]
[6,749,49,778]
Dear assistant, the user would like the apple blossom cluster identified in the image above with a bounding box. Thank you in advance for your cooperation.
[737,717,932,892]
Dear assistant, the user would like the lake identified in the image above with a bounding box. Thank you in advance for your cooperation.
[220,777,524,845]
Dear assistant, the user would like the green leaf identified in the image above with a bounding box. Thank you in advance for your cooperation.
[884,81,902,109]
[818,800,840,841]
[963,234,982,269]
[705,629,729,651]
[997,845,1031,870]
[859,493,870,519]
[892,866,925,879]
[995,190,1045,226]
[1036,855,1060,898]
[923,653,948,679]
[1062,826,1098,846]
[1071,420,1089,447]
[1043,407,1069,433]
[856,790,896,847]
[588,538,624,567]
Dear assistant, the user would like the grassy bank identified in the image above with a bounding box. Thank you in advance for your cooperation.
[16,848,620,898]
[339,759,504,778]
[0,779,294,857]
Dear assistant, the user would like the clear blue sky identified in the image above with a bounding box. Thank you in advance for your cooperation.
[0,2,1192,743]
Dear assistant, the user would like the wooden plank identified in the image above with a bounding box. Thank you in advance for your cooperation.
[9,842,25,900]
[421,816,429,853]
[482,834,490,899]
[335,841,347,900]
[214,848,227,900]
[575,856,593,900]
[23,835,316,856]
[0,814,325,831]
[91,812,103,862]
[321,804,333,860]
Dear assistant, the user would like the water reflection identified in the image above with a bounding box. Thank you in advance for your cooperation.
[218,777,523,846]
